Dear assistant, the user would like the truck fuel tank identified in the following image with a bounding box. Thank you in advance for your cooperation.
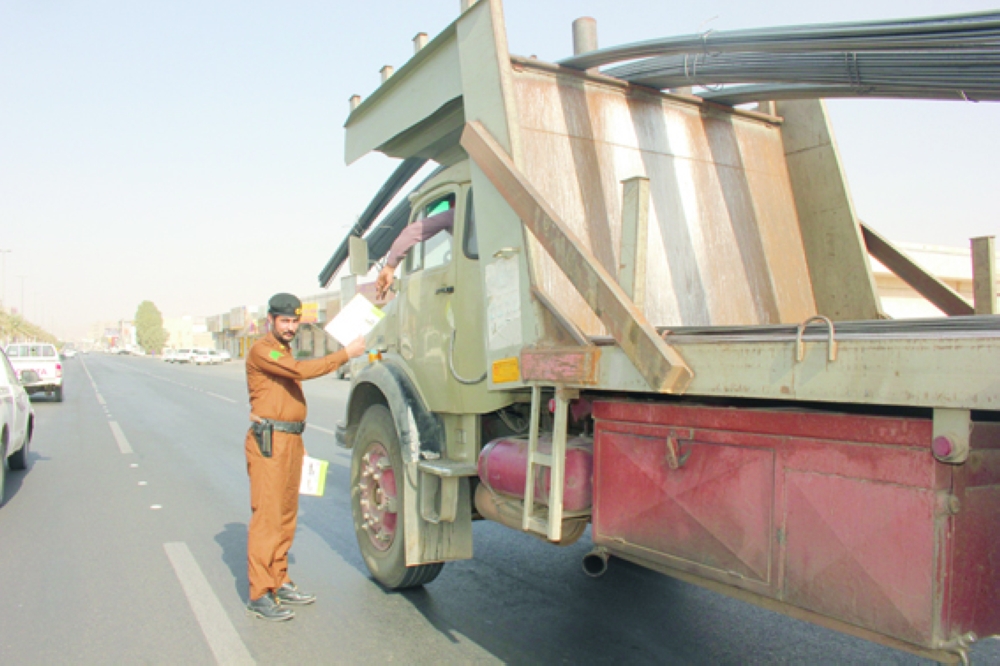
[478,435,593,512]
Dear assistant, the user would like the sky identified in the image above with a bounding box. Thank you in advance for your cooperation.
[2,0,998,342]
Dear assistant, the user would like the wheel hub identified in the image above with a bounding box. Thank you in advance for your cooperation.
[357,444,398,551]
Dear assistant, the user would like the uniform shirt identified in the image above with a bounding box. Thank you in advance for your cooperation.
[246,334,348,422]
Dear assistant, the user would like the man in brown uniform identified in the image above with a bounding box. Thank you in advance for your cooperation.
[245,292,365,621]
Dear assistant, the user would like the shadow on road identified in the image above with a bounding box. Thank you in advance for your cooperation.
[214,521,300,603]
[1,450,50,507]
[215,522,250,602]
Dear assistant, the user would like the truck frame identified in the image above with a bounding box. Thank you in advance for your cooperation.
[325,2,999,662]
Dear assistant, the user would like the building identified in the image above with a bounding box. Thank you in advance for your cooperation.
[872,240,999,318]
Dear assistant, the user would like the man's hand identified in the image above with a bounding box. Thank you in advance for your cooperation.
[375,264,395,300]
[345,336,366,359]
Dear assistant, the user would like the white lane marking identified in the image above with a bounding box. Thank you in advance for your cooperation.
[163,542,255,666]
[151,505,162,510]
[305,424,349,465]
[81,358,106,405]
[206,391,237,404]
[139,481,147,486]
[309,424,337,436]
[109,421,134,454]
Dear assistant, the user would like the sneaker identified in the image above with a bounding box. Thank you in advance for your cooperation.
[246,594,295,621]
[275,582,316,606]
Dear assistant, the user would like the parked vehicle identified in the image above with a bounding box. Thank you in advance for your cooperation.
[0,348,35,506]
[162,349,178,363]
[174,349,195,364]
[5,343,63,402]
[214,350,231,362]
[191,349,215,365]
[320,5,1000,664]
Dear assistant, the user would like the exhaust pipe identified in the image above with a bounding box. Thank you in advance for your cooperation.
[582,547,609,578]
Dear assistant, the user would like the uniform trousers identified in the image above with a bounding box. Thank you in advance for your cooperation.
[245,429,304,601]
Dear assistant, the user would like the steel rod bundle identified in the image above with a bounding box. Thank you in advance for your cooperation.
[604,49,1000,103]
[558,11,1000,104]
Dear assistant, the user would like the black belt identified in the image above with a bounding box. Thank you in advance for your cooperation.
[250,418,306,458]
[259,418,306,435]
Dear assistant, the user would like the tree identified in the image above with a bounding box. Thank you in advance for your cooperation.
[135,301,169,353]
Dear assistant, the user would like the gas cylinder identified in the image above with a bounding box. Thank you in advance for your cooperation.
[477,435,593,512]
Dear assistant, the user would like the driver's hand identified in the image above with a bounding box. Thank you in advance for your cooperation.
[345,336,366,359]
[375,264,395,300]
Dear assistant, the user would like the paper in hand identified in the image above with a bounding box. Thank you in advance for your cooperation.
[324,293,384,347]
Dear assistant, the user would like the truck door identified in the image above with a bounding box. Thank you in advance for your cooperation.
[398,186,486,413]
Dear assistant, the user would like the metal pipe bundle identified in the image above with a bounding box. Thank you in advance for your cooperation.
[605,49,1000,103]
[558,11,1000,104]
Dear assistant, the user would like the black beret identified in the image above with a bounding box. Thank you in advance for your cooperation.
[268,293,303,317]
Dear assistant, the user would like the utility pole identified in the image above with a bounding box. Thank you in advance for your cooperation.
[0,249,10,311]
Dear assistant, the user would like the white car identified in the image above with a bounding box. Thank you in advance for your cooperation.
[174,349,195,364]
[0,347,35,507]
[162,349,178,363]
[5,343,63,402]
[191,349,214,365]
[214,350,232,362]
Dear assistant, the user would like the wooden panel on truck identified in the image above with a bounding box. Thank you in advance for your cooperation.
[511,63,817,333]
[592,402,1000,650]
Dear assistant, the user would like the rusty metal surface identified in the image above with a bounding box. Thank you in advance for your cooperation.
[461,120,693,394]
[510,65,817,331]
[947,422,1000,642]
[592,401,999,654]
[520,347,600,385]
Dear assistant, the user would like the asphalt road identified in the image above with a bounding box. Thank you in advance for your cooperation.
[1,354,997,665]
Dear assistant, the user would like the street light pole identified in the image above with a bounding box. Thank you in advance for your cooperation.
[0,249,10,311]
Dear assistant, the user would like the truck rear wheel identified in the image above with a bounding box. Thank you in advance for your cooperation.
[54,386,63,402]
[351,404,443,589]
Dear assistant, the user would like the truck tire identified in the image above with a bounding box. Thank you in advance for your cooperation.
[54,386,63,402]
[351,404,444,589]
[9,423,30,471]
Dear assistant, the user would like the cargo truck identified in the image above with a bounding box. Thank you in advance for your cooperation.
[320,2,1000,662]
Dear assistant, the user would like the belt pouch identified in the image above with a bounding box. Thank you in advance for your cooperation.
[252,423,273,458]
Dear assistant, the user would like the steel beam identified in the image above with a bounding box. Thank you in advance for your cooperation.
[972,235,997,315]
[861,223,974,316]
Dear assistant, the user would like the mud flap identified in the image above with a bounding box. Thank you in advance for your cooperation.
[404,464,473,566]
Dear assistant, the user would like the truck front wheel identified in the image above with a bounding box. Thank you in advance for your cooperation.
[350,404,443,589]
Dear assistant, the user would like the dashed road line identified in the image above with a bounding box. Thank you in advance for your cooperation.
[109,421,134,454]
[309,424,337,436]
[206,391,237,404]
[163,542,255,666]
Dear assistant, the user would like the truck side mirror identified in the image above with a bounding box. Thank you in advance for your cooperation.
[349,235,369,276]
